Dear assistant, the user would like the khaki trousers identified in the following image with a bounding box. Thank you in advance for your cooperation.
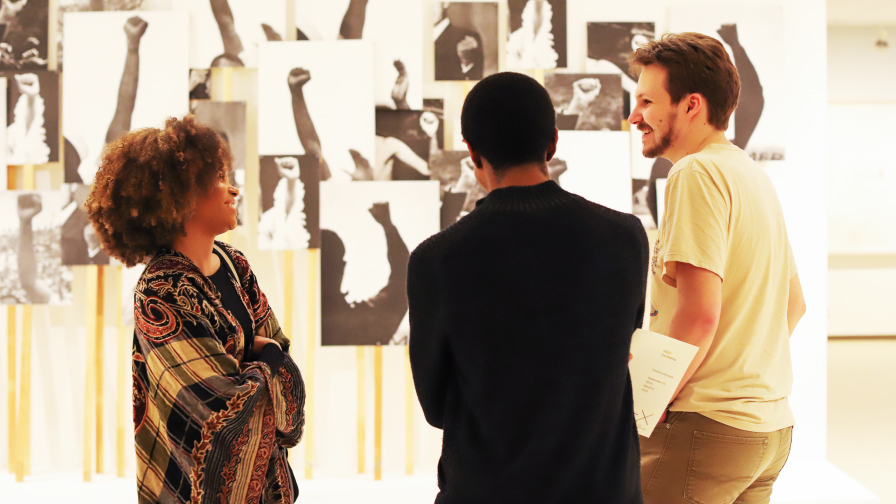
[640,412,793,504]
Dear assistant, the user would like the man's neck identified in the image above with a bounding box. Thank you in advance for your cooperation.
[665,128,731,165]
[487,163,550,192]
[171,228,218,276]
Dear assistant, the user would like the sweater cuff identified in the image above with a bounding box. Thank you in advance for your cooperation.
[257,342,285,376]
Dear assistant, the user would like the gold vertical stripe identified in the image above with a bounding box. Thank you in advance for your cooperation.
[95,266,105,474]
[48,0,58,71]
[374,345,383,481]
[283,251,294,350]
[22,166,34,190]
[7,306,14,474]
[17,166,34,480]
[222,68,234,101]
[357,346,366,473]
[7,164,15,474]
[84,266,98,482]
[19,306,31,478]
[286,0,297,42]
[304,249,317,479]
[405,346,413,475]
[116,267,127,478]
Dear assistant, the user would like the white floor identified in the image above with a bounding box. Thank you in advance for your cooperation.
[1,338,892,504]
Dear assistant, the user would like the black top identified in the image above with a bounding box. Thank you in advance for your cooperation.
[408,181,648,504]
[209,248,284,374]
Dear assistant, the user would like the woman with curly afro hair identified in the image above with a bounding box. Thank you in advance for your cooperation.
[87,115,305,504]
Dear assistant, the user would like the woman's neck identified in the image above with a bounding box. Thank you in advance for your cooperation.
[171,229,219,276]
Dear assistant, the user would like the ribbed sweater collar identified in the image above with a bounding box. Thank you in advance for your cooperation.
[476,180,573,211]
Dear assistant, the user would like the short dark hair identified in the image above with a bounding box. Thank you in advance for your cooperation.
[461,72,556,171]
[628,32,740,131]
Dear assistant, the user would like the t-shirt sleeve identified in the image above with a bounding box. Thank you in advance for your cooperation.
[661,167,730,286]
[787,239,798,279]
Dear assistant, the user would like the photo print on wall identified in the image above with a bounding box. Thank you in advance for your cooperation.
[0,0,49,71]
[190,100,247,225]
[428,150,483,230]
[544,73,623,131]
[0,190,72,305]
[174,0,286,69]
[375,109,440,181]
[506,0,566,70]
[60,183,109,266]
[258,154,320,250]
[422,98,445,150]
[433,2,498,81]
[585,22,658,227]
[189,68,211,100]
[56,0,149,71]
[553,130,632,214]
[586,22,655,117]
[293,0,424,110]
[320,180,439,345]
[669,6,786,162]
[258,40,375,183]
[62,11,189,185]
[2,69,56,165]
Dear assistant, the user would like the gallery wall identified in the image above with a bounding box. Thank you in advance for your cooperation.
[0,1,858,501]
[827,25,896,337]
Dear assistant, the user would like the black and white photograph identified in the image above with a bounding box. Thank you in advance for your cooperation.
[553,131,631,213]
[427,150,482,229]
[423,98,445,150]
[258,40,375,183]
[174,0,285,69]
[62,11,189,185]
[433,2,498,81]
[506,0,566,70]
[60,183,109,266]
[190,100,246,224]
[586,22,655,116]
[320,180,439,345]
[0,190,73,305]
[258,154,320,250]
[55,0,160,70]
[669,6,786,161]
[4,70,57,164]
[374,109,438,181]
[544,73,623,131]
[293,0,424,110]
[0,0,48,71]
[189,68,211,100]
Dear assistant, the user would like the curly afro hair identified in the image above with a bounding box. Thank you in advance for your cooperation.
[86,115,232,267]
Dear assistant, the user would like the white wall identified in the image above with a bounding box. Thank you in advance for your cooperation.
[827,25,896,336]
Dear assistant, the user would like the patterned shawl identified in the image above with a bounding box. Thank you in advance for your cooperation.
[132,242,305,504]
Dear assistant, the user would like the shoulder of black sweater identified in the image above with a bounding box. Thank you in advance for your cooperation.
[412,182,647,260]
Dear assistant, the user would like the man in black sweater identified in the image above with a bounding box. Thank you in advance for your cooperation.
[408,72,648,503]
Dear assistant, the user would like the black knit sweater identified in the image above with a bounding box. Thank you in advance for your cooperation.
[408,181,648,503]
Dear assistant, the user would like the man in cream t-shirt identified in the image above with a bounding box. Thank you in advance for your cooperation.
[627,33,807,504]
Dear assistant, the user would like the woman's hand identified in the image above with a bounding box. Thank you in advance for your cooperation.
[253,336,281,354]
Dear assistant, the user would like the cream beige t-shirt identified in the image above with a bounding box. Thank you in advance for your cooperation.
[650,143,796,433]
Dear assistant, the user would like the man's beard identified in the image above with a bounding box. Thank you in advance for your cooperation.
[641,112,676,159]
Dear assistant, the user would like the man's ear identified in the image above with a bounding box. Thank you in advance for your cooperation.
[464,140,483,169]
[685,93,704,118]
[545,127,559,162]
